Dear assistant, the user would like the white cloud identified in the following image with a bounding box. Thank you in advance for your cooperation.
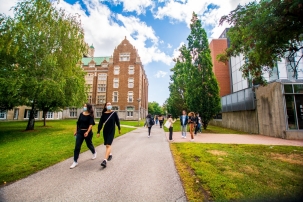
[111,0,154,15]
[153,0,252,38]
[167,43,172,48]
[0,0,20,16]
[154,70,167,78]
[172,42,186,60]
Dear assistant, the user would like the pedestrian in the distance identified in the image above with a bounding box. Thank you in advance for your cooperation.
[97,102,121,168]
[167,114,176,141]
[180,110,188,138]
[194,112,200,135]
[188,112,196,141]
[198,114,202,133]
[144,114,154,137]
[70,103,96,169]
[155,115,159,125]
[158,114,164,128]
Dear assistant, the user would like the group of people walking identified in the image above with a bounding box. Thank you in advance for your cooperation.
[70,102,120,169]
[144,110,202,142]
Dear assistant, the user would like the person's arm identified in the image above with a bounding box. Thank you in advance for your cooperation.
[75,113,82,135]
[97,115,104,134]
[84,116,95,137]
[115,112,121,133]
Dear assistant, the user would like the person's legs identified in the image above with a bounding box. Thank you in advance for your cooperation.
[84,131,96,154]
[194,125,198,135]
[190,124,194,140]
[181,125,187,137]
[105,145,111,159]
[74,130,85,162]
[148,127,151,136]
[159,121,163,128]
[169,127,173,140]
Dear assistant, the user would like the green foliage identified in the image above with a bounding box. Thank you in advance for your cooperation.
[219,0,303,82]
[171,143,303,202]
[0,120,135,185]
[148,101,163,116]
[167,12,221,128]
[0,0,87,129]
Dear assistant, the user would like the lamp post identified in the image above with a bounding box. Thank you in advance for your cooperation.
[137,98,141,126]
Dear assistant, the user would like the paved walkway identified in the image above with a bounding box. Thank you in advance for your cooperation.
[0,127,186,202]
[164,130,303,146]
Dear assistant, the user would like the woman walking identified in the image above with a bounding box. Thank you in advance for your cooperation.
[144,114,153,137]
[188,112,196,141]
[70,103,96,169]
[158,114,164,128]
[97,102,121,168]
[167,114,176,141]
[155,115,159,125]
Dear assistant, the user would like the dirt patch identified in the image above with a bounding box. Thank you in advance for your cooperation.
[270,153,303,165]
[207,150,228,156]
[242,165,260,175]
[224,171,244,179]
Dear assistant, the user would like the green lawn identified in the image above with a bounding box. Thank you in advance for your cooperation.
[163,120,246,134]
[170,143,303,202]
[0,120,135,185]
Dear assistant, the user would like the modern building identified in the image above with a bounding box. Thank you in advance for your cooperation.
[210,29,303,139]
[1,37,149,121]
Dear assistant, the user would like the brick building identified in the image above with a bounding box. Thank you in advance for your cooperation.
[63,37,149,120]
[209,31,231,97]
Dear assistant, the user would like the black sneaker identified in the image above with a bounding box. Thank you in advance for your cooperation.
[101,160,107,168]
[107,155,112,161]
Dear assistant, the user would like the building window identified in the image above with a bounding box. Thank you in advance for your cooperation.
[113,91,118,102]
[112,106,119,111]
[119,53,130,61]
[128,78,134,88]
[0,110,7,119]
[113,78,119,88]
[98,73,107,81]
[114,66,120,75]
[129,66,134,74]
[98,84,106,92]
[102,63,108,68]
[126,106,134,117]
[128,91,133,102]
[97,95,106,104]
[24,110,39,119]
[69,108,77,117]
[96,108,103,118]
[89,63,95,68]
[88,95,92,103]
[286,56,296,80]
[13,108,19,120]
[44,112,54,119]
[284,84,303,130]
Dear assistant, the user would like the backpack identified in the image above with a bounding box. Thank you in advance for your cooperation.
[149,118,155,126]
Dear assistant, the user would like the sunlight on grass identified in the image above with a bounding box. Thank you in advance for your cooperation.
[171,143,303,202]
[0,120,135,185]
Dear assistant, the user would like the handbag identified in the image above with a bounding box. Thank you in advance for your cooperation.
[164,120,171,128]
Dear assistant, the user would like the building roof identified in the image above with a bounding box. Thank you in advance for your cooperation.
[82,57,110,65]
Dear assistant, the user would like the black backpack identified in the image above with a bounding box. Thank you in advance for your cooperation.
[149,118,155,126]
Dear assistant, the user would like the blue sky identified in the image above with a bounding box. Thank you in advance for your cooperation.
[0,0,251,105]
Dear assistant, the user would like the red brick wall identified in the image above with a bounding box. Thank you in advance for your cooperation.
[209,39,231,97]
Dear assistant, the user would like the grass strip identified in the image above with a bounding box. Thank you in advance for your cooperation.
[0,120,135,185]
[170,143,303,202]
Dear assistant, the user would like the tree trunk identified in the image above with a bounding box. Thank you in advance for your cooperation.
[43,110,47,126]
[26,102,36,130]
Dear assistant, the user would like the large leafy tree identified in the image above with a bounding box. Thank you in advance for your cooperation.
[167,12,221,129]
[0,0,87,129]
[218,0,303,82]
[148,101,163,116]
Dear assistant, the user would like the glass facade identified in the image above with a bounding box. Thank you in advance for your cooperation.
[284,84,303,130]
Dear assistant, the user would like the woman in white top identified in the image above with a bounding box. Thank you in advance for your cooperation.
[167,114,176,141]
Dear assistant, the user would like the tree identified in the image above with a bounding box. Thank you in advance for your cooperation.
[0,0,87,129]
[148,101,163,116]
[218,0,303,83]
[168,12,221,129]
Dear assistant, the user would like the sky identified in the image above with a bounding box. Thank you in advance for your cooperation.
[0,0,252,105]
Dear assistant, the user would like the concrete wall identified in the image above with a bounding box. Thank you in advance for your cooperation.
[255,82,287,138]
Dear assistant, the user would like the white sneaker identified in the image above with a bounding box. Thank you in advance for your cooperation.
[190,139,194,142]
[92,152,97,160]
[148,135,150,138]
[70,162,78,169]
[184,136,187,139]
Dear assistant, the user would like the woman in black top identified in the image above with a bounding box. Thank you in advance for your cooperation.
[97,102,121,168]
[70,103,96,169]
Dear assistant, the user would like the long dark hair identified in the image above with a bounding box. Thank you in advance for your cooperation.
[146,113,151,118]
[102,102,109,114]
[86,103,94,117]
[167,114,172,118]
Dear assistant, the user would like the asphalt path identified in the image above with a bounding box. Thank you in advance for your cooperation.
[0,126,186,202]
